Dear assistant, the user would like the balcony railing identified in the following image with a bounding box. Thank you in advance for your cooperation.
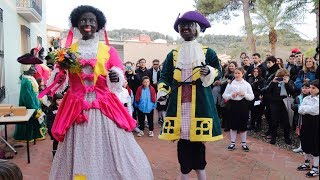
[16,0,42,22]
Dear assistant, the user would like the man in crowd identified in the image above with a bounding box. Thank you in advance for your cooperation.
[149,59,161,91]
[245,53,267,80]
[135,58,152,85]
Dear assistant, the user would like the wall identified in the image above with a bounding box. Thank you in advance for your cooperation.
[0,0,47,105]
[123,41,177,67]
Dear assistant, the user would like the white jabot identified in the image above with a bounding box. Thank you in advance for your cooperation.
[176,40,205,69]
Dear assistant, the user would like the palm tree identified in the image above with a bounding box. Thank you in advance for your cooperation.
[251,0,305,55]
[195,0,257,54]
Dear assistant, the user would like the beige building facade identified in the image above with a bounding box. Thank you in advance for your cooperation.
[122,41,176,66]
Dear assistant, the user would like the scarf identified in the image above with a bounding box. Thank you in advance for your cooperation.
[135,85,156,103]
[278,82,288,96]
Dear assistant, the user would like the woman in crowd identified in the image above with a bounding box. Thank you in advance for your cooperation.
[247,67,265,132]
[264,68,295,145]
[276,57,285,68]
[295,57,317,90]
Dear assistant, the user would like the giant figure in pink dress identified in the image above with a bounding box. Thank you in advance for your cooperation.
[45,5,153,179]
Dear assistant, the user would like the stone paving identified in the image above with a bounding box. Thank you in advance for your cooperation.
[1,124,309,180]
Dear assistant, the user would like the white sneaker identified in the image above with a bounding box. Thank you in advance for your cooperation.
[293,147,303,153]
[137,131,144,137]
[148,131,154,137]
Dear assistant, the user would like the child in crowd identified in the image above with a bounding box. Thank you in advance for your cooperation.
[135,76,156,137]
[0,160,23,180]
[221,61,238,132]
[119,80,141,133]
[291,82,310,153]
[297,79,319,177]
[247,67,265,132]
[156,98,168,127]
[264,68,296,145]
[222,67,254,151]
[46,93,63,158]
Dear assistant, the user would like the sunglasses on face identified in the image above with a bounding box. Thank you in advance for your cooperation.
[153,64,159,65]
[178,22,195,28]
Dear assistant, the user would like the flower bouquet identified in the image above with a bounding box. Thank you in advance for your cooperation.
[49,48,81,73]
[38,48,80,98]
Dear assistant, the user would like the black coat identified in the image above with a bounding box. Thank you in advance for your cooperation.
[46,105,58,140]
[148,68,161,90]
[247,76,265,101]
[263,80,296,102]
[135,68,152,86]
[286,64,300,82]
[245,63,267,81]
[261,64,280,103]
[125,71,138,95]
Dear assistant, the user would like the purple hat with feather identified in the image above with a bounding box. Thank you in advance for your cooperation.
[17,53,43,64]
[174,11,211,33]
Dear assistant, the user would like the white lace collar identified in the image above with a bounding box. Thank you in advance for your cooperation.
[22,75,39,91]
[232,79,245,84]
[176,40,205,69]
[78,35,100,47]
[77,35,100,59]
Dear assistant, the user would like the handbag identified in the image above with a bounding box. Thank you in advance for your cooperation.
[282,97,294,127]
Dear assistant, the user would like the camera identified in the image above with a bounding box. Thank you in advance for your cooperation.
[276,77,283,81]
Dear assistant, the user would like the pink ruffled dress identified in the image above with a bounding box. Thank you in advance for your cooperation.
[49,37,153,180]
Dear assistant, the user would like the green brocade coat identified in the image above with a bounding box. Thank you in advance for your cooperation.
[158,46,223,142]
[13,76,46,141]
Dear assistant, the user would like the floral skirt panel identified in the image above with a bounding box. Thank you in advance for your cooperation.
[49,108,154,180]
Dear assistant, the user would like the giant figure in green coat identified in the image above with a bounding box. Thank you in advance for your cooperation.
[158,12,223,142]
[14,54,46,141]
[157,11,223,179]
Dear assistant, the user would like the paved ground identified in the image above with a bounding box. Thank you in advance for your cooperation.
[1,124,309,180]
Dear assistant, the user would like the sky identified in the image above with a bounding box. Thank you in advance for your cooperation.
[46,0,317,40]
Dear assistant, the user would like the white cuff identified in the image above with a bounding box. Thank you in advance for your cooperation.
[107,66,125,93]
[200,66,217,87]
[157,90,167,105]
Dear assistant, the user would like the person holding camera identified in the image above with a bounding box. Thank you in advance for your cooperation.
[263,68,296,145]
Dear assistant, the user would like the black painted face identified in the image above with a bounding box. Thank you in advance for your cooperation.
[78,12,98,40]
[178,21,197,41]
[25,65,37,76]
[38,51,44,60]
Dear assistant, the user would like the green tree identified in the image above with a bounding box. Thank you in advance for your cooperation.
[195,0,257,54]
[251,0,308,55]
[286,0,319,43]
